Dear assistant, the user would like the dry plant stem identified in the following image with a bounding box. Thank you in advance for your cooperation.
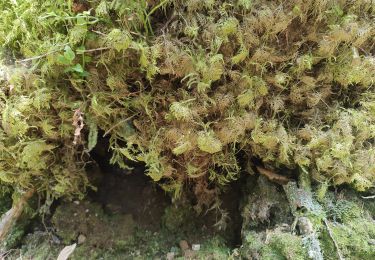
[323,218,344,260]
[0,189,35,243]
[15,51,60,63]
[256,166,290,185]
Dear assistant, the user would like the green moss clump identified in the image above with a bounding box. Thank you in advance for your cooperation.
[241,230,309,260]
[320,219,375,260]
[0,0,374,224]
[262,232,309,260]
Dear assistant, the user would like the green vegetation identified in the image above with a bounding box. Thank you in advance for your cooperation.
[0,0,374,258]
[1,0,374,202]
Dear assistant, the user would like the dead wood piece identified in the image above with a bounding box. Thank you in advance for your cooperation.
[256,166,290,185]
[0,189,35,243]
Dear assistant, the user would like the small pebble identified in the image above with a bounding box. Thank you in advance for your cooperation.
[77,234,86,244]
[73,201,80,205]
[298,217,314,235]
[192,244,200,251]
[51,234,61,244]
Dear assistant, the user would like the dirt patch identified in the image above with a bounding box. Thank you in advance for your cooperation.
[92,167,171,230]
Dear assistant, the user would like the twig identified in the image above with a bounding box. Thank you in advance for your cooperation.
[90,29,106,36]
[15,50,60,63]
[79,47,111,53]
[323,218,344,260]
[256,166,290,185]
[15,44,68,63]
[0,189,35,243]
[102,114,138,137]
[16,45,110,63]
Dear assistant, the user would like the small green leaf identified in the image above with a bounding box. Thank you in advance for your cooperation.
[64,46,75,62]
[87,122,98,152]
[57,55,70,65]
[71,64,84,73]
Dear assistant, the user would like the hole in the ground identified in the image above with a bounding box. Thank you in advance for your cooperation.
[88,134,170,230]
[87,133,246,248]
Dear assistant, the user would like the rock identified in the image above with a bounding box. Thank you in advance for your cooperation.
[77,234,86,244]
[298,217,314,235]
[51,234,61,244]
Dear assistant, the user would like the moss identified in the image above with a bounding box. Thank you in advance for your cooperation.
[241,231,264,258]
[320,219,375,260]
[162,204,194,233]
[330,199,363,223]
[319,192,375,260]
[8,232,62,260]
[241,230,309,260]
[261,232,308,260]
[0,0,375,256]
[0,187,12,216]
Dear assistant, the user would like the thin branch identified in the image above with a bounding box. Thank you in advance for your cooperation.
[15,50,59,63]
[15,44,68,63]
[16,45,110,63]
[79,47,111,53]
[90,29,107,36]
[323,219,344,260]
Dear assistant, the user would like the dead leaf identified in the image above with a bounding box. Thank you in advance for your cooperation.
[57,243,77,260]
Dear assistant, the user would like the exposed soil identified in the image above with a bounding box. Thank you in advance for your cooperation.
[87,135,244,247]
[92,166,171,230]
